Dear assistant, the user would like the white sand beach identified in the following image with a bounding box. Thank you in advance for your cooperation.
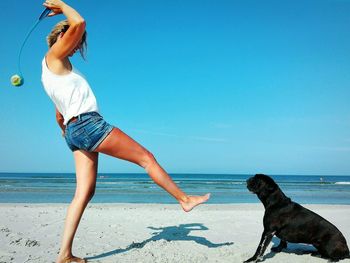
[0,204,349,263]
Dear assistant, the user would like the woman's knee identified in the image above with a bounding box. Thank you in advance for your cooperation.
[139,149,157,169]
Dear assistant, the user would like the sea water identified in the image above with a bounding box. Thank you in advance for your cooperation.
[0,173,349,204]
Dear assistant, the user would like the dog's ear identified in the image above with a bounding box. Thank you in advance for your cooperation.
[262,175,278,192]
[266,183,276,192]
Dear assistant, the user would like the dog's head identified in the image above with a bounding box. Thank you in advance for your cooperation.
[246,174,279,197]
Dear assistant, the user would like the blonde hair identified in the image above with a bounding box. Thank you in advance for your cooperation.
[47,20,87,59]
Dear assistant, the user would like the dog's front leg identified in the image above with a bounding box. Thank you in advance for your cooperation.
[244,230,275,262]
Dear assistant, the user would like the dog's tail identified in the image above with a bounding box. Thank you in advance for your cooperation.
[332,254,350,261]
[346,246,350,259]
[331,247,350,261]
[341,252,350,259]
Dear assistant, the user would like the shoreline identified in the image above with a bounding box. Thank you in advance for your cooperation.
[1,204,349,262]
[2,173,350,205]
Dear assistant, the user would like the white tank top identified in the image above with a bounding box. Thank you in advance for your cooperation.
[41,57,99,125]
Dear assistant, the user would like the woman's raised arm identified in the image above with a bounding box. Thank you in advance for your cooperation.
[44,0,86,60]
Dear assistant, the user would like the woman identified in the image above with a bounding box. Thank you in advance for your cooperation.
[41,1,210,262]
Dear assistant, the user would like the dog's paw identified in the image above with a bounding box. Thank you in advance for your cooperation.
[243,257,258,263]
[311,251,321,258]
[271,246,283,253]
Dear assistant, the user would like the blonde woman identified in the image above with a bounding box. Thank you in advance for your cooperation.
[41,0,210,262]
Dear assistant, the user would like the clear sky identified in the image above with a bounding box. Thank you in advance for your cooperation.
[1,0,349,175]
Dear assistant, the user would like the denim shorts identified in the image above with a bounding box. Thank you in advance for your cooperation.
[64,112,114,152]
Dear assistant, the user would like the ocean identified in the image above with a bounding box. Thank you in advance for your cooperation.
[0,173,349,204]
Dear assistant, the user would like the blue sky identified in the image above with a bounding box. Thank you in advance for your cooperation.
[1,0,349,175]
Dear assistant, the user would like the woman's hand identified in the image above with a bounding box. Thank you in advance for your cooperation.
[43,0,66,17]
[55,108,66,137]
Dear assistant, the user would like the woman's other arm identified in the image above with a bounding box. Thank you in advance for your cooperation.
[55,108,65,136]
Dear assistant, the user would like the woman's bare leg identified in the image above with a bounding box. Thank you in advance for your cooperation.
[57,150,98,263]
[95,128,210,212]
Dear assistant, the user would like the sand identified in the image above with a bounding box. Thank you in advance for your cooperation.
[0,203,349,263]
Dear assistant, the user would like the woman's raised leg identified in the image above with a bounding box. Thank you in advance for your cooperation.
[57,150,98,263]
[95,128,210,212]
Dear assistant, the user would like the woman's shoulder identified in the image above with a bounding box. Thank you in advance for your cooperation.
[43,54,73,76]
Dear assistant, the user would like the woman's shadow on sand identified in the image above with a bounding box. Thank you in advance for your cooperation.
[85,223,233,261]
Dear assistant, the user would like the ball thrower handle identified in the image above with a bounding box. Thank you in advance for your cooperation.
[39,7,51,21]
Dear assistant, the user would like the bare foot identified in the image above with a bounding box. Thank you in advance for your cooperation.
[56,255,86,263]
[180,193,210,212]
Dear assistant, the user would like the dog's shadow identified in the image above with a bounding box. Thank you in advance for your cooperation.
[261,237,318,261]
[85,223,233,261]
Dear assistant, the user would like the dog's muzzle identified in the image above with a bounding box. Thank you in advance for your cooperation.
[246,178,256,192]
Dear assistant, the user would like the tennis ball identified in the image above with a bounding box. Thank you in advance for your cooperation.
[11,74,24,87]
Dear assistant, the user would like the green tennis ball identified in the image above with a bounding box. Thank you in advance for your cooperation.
[11,74,24,87]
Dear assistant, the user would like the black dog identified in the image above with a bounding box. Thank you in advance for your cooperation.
[245,174,349,262]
